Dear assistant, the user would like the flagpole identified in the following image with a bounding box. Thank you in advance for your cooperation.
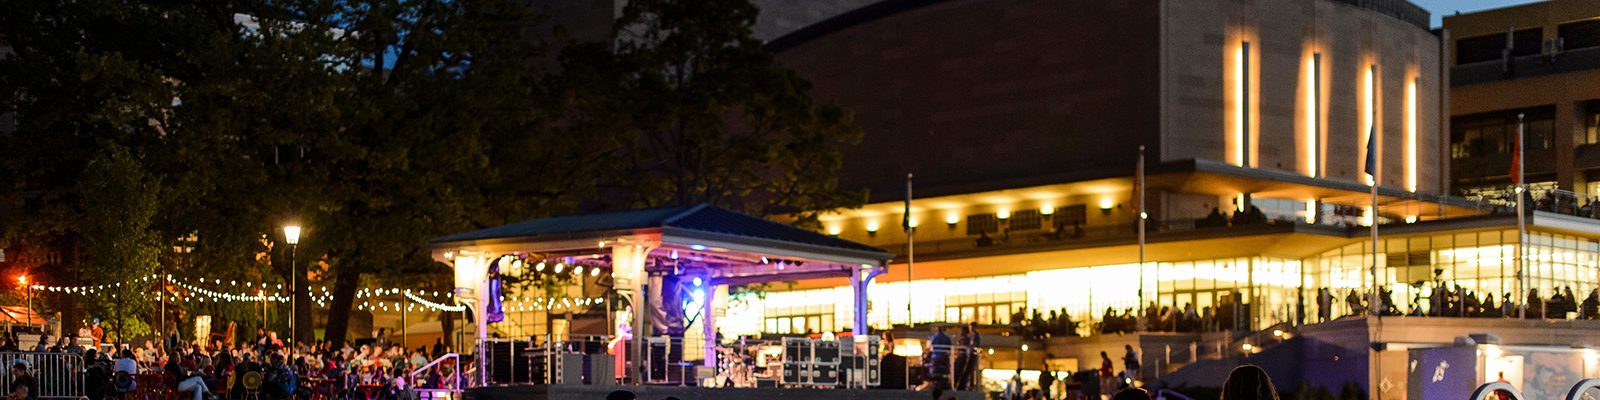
[1137,146,1147,332]
[1365,64,1380,320]
[1516,114,1525,320]
[905,173,915,326]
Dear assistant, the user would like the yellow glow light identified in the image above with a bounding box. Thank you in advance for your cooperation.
[1484,344,1503,358]
[827,226,841,235]
[1100,198,1114,210]
[908,218,920,228]
[997,208,1010,220]
[1406,79,1417,192]
[1304,199,1317,223]
[945,213,960,225]
[1404,215,1418,223]
[1364,65,1376,184]
[1305,52,1319,176]
[866,221,879,232]
[1040,205,1054,215]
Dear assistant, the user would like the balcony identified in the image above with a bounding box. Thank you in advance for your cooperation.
[1451,46,1600,87]
[872,216,1349,262]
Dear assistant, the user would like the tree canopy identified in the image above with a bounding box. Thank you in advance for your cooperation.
[0,0,863,345]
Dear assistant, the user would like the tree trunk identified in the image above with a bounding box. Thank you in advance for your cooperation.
[324,267,362,349]
[439,309,455,353]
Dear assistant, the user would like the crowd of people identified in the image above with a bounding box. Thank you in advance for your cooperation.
[1011,309,1079,340]
[2,324,462,400]
[1315,284,1600,320]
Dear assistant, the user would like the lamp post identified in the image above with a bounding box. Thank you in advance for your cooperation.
[18,276,29,329]
[284,225,301,343]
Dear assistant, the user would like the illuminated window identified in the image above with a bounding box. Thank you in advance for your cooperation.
[1451,106,1555,159]
[1578,100,1599,146]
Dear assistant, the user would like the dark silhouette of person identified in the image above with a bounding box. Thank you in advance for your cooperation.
[1221,365,1279,400]
[1113,388,1152,400]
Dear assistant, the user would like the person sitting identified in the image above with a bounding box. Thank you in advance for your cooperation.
[263,353,296,400]
[8,360,36,400]
[165,352,215,400]
[1582,289,1600,320]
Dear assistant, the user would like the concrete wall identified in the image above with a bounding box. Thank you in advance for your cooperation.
[775,0,1163,198]
[1160,0,1444,193]
[751,0,878,42]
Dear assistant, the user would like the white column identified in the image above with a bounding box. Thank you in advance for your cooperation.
[851,264,882,335]
[612,244,655,383]
[703,284,717,368]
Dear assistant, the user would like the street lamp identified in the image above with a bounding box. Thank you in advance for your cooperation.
[284,225,300,343]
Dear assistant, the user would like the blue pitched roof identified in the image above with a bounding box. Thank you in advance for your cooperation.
[429,204,888,256]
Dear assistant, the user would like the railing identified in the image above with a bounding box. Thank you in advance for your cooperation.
[479,334,618,386]
[1156,388,1198,400]
[0,352,85,399]
[409,353,461,400]
[921,343,978,391]
[1452,46,1600,86]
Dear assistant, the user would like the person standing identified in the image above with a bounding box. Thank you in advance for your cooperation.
[1122,345,1141,383]
[928,325,952,389]
[1099,351,1114,392]
[1001,370,1022,400]
[1038,364,1057,400]
[90,320,105,349]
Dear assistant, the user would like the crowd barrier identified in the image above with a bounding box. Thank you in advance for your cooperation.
[0,352,85,399]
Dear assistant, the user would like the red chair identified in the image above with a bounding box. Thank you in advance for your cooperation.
[161,371,196,400]
[134,374,166,400]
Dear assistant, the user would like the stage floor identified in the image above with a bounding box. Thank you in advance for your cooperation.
[470,384,984,400]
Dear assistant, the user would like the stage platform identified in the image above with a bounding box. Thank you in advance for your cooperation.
[469,384,984,400]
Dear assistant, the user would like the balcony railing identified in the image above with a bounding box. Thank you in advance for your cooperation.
[876,217,1324,258]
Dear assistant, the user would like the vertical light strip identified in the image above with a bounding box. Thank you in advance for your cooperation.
[1242,41,1252,168]
[1406,79,1417,192]
[1364,65,1376,185]
[1306,52,1321,177]
[1305,198,1317,223]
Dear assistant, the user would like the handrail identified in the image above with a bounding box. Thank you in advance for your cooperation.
[1470,382,1524,400]
[410,353,459,380]
[1564,378,1600,400]
[409,353,462,392]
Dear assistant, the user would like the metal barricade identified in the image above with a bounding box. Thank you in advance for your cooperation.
[924,344,978,390]
[409,353,461,400]
[0,352,86,399]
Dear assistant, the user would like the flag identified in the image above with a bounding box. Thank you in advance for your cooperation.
[1509,129,1521,184]
[1363,124,1377,179]
[903,173,913,231]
